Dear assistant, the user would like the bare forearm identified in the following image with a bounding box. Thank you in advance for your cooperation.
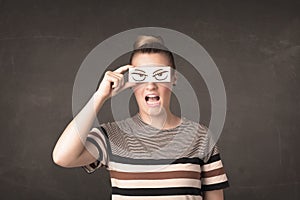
[52,65,132,167]
[52,92,105,166]
[203,189,224,200]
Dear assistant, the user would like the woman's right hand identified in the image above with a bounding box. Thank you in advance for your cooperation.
[95,65,134,101]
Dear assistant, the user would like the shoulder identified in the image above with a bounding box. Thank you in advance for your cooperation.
[181,118,219,160]
[97,117,136,137]
[181,117,209,135]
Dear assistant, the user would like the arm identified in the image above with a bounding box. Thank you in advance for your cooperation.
[52,65,133,168]
[201,146,229,200]
[52,92,106,167]
[203,189,224,200]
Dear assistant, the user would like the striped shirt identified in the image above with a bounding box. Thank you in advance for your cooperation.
[83,114,229,199]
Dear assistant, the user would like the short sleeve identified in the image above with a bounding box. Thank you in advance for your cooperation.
[82,126,109,173]
[200,146,229,191]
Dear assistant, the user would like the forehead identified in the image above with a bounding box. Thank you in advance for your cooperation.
[130,66,170,73]
[131,53,170,66]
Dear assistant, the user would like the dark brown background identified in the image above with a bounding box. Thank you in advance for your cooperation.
[0,0,299,199]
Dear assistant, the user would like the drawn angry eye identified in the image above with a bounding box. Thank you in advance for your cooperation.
[131,72,148,81]
[153,71,168,81]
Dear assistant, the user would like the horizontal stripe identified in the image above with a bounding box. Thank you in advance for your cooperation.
[89,160,100,169]
[201,181,229,191]
[91,126,111,153]
[88,130,109,162]
[99,126,109,138]
[109,162,200,173]
[110,170,201,180]
[201,167,225,178]
[111,155,204,165]
[84,119,230,195]
[89,130,108,148]
[201,160,223,172]
[90,128,102,138]
[82,160,100,174]
[86,137,103,161]
[205,154,221,164]
[112,194,202,200]
[111,178,201,188]
[202,174,228,185]
[112,187,202,196]
[87,134,106,152]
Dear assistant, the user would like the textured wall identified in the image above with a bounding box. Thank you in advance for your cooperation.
[0,0,299,199]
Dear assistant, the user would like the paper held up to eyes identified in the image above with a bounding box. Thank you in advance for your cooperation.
[128,66,171,83]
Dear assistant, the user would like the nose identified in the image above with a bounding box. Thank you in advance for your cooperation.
[145,82,158,91]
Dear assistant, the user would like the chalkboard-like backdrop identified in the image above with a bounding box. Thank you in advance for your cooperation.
[0,0,299,199]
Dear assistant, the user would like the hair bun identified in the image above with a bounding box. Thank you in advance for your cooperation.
[129,35,175,69]
[133,35,166,50]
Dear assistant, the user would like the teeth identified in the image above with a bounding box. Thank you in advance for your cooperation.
[145,95,160,102]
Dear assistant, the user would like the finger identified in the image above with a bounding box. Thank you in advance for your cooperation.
[111,79,119,89]
[106,71,122,88]
[111,82,129,97]
[105,75,120,89]
[120,75,125,88]
[113,75,125,90]
[108,71,124,86]
[111,80,136,96]
[107,71,121,80]
[111,71,123,80]
[111,78,125,96]
[114,65,134,74]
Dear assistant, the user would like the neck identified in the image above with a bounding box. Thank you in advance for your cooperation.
[138,109,180,130]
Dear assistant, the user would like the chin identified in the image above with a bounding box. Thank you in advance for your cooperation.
[147,107,163,116]
[143,104,168,117]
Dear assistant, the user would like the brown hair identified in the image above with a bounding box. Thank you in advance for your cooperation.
[129,35,176,69]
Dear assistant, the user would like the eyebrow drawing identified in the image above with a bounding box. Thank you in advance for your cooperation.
[152,69,164,74]
[133,69,147,73]
[153,69,169,81]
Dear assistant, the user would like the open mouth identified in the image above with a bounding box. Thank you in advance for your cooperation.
[145,94,160,106]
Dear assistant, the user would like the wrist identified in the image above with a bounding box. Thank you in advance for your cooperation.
[92,92,107,111]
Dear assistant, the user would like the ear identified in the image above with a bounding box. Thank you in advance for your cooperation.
[172,71,178,86]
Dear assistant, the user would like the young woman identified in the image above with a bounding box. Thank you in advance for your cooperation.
[53,36,229,200]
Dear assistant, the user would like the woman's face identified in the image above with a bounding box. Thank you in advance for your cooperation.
[131,53,174,117]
